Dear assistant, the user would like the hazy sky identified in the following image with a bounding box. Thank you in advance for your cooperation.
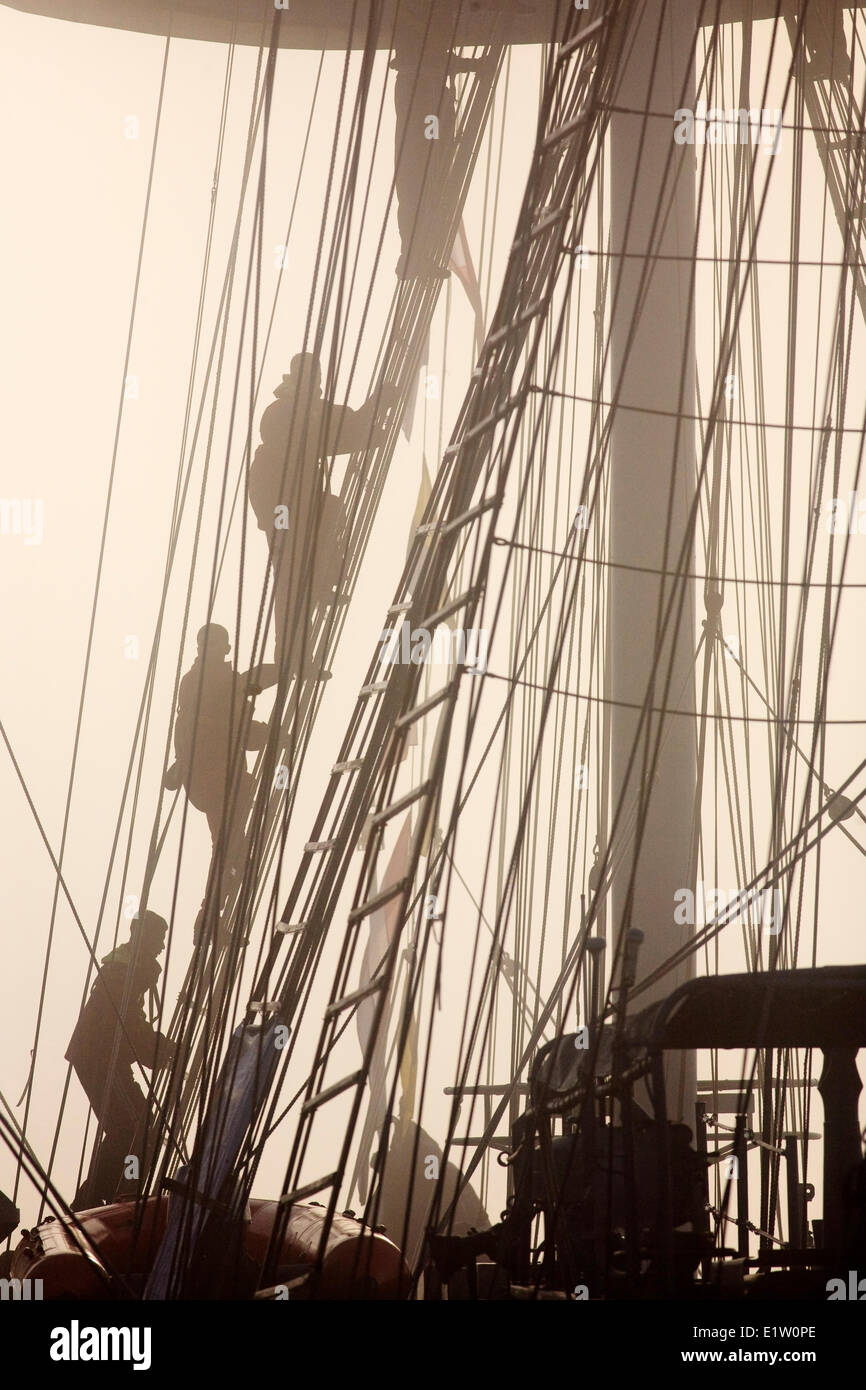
[1,3,864,1236]
[0,2,540,1215]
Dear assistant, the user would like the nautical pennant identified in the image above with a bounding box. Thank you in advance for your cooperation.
[449,217,486,359]
[352,814,415,1203]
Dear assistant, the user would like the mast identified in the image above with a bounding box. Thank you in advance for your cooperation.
[608,0,698,1122]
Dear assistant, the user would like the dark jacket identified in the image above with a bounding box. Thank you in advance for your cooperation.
[172,658,265,812]
[65,942,172,1075]
[249,380,382,536]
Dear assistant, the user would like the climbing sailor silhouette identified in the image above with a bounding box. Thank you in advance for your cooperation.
[66,911,175,1211]
[164,623,269,878]
[249,354,396,674]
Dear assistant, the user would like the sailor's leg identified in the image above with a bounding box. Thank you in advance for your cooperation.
[311,492,349,607]
[205,793,238,903]
[71,1061,113,1209]
[72,1064,147,1209]
[274,548,333,685]
[113,1070,152,1200]
[272,545,303,678]
[225,769,255,878]
[205,801,223,846]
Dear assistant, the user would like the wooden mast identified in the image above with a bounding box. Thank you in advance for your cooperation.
[608,0,698,1123]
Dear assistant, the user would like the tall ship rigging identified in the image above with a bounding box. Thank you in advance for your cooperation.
[1,0,865,1307]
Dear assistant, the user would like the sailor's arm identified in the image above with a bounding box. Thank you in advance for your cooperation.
[126,1005,177,1072]
[325,383,399,455]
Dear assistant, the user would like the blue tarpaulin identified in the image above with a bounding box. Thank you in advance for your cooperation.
[144,1020,282,1299]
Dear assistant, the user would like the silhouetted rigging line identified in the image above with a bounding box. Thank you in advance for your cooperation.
[752,77,866,1008]
[139,39,276,1122]
[478,40,512,323]
[567,244,866,268]
[599,98,866,139]
[209,48,327,603]
[152,5,497,1162]
[0,1104,132,1290]
[796,0,866,1176]
[0,713,188,1159]
[203,12,502,970]
[346,59,516,1219]
[534,380,866,436]
[721,587,866,842]
[145,0,861,1278]
[11,37,174,1213]
[109,34,269,955]
[587,0,804,982]
[633,754,866,1000]
[262,3,619,1023]
[477,667,866,727]
[467,2,866,1273]
[259,0,630,1267]
[495,531,866,590]
[561,268,607,986]
[664,8,866,1251]
[148,2,508,1239]
[426,1,831,1241]
[761,43,813,1236]
[137,32,309,1254]
[165,36,290,1256]
[50,26,275,1154]
[442,337,610,1142]
[430,0,699,1235]
[56,35,284,1220]
[447,0,778,1045]
[269,16,697,1223]
[47,791,183,1219]
[234,70,514,1045]
[675,59,738,1116]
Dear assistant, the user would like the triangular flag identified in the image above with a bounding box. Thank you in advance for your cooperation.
[353,814,414,1201]
[400,333,431,443]
[407,455,433,558]
[356,815,412,1058]
[449,218,486,360]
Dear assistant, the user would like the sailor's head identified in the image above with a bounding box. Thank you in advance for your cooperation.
[287,352,322,397]
[196,623,231,661]
[130,910,168,956]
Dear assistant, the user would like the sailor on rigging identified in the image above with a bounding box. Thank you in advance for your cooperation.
[164,622,269,875]
[66,911,175,1211]
[249,353,396,673]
